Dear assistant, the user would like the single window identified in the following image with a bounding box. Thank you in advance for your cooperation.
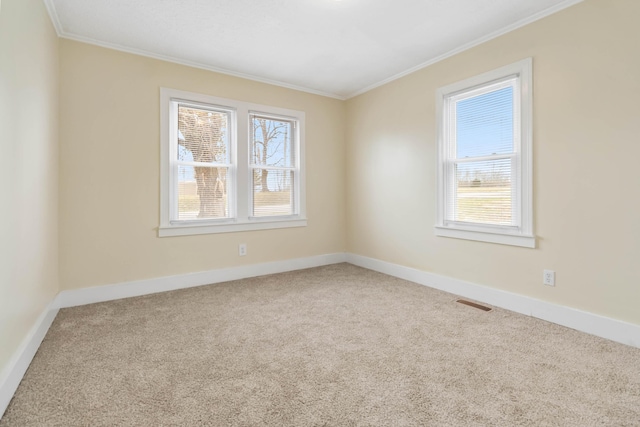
[176,104,232,221]
[250,113,298,218]
[159,88,306,237]
[435,58,534,248]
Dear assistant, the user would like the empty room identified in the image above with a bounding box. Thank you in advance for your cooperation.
[1,0,639,425]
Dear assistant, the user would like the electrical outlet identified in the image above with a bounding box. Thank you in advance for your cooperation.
[543,270,555,286]
[239,243,247,256]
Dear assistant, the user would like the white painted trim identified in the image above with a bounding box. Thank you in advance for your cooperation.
[435,226,535,248]
[54,253,347,308]
[159,88,307,237]
[0,303,59,419]
[41,0,63,35]
[346,253,640,349]
[1,254,344,419]
[435,58,534,248]
[158,218,308,237]
[345,0,583,99]
[42,0,581,101]
[2,250,637,421]
[58,32,346,100]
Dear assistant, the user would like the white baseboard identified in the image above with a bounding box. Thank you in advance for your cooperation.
[1,253,347,421]
[346,253,640,349]
[54,253,347,309]
[2,251,638,421]
[0,303,59,418]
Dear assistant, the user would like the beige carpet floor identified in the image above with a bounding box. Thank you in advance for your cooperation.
[2,263,639,426]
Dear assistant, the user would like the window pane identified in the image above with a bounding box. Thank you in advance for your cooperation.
[178,106,229,163]
[253,169,294,217]
[456,86,513,158]
[251,116,294,167]
[453,159,513,226]
[178,165,228,220]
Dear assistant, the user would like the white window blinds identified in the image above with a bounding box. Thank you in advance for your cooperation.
[435,58,533,247]
[249,113,297,218]
[444,78,520,228]
[174,104,232,221]
[160,88,307,237]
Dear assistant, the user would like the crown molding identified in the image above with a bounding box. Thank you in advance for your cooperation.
[59,33,347,100]
[42,0,583,101]
[40,1,345,100]
[41,0,63,35]
[345,0,584,99]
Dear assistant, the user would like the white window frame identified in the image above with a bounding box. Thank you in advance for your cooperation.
[159,88,306,237]
[248,112,300,219]
[435,58,534,248]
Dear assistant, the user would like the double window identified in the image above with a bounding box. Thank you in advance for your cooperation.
[435,58,534,248]
[159,88,305,236]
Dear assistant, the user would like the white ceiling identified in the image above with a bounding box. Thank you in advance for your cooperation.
[45,0,582,99]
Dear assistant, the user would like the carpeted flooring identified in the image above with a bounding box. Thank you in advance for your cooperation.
[2,263,640,426]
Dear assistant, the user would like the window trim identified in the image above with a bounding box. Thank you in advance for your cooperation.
[435,58,534,248]
[159,88,306,237]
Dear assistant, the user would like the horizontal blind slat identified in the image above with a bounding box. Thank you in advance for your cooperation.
[250,114,297,217]
[175,104,231,221]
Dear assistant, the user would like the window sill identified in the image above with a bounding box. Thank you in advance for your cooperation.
[159,217,307,237]
[435,226,535,248]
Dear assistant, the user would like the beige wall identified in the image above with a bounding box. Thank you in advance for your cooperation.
[3,0,638,382]
[0,0,59,379]
[59,40,347,290]
[346,0,640,325]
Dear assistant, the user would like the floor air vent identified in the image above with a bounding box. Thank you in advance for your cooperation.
[456,299,492,312]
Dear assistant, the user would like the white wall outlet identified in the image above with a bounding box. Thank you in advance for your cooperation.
[543,270,555,286]
[238,243,247,257]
